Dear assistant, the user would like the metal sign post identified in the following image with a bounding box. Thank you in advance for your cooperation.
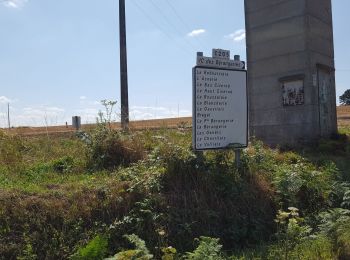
[226,143,243,168]
[235,149,241,168]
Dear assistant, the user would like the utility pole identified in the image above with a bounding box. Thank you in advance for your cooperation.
[119,0,129,129]
[7,103,10,130]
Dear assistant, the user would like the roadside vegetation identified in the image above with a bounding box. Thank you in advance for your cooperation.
[1,119,350,259]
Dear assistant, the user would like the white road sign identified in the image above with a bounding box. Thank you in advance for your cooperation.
[212,49,230,60]
[196,56,245,70]
[193,67,247,150]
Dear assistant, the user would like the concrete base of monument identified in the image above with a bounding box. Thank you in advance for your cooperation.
[249,125,339,147]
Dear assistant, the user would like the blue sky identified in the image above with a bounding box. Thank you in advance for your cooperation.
[0,0,349,127]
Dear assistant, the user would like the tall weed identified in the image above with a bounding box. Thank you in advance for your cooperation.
[79,126,145,170]
[0,131,25,173]
[72,235,108,260]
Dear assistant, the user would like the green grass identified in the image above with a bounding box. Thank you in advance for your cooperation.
[339,126,350,135]
[1,126,350,259]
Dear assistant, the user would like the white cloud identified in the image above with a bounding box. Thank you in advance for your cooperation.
[0,105,66,127]
[0,101,191,127]
[0,96,11,104]
[187,29,206,37]
[75,108,99,115]
[131,106,168,112]
[22,106,65,119]
[78,96,103,108]
[21,106,65,126]
[73,108,100,124]
[2,0,28,8]
[225,29,246,42]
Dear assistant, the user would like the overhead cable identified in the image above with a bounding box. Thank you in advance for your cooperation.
[148,0,198,52]
[164,0,206,50]
[130,0,193,55]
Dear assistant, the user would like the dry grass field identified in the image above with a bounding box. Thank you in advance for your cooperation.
[3,117,192,136]
[2,106,350,136]
[337,105,350,127]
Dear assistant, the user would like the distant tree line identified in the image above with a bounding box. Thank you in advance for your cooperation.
[340,89,350,105]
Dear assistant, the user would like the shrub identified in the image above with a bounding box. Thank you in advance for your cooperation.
[271,208,310,259]
[272,161,335,214]
[161,144,276,253]
[107,234,153,260]
[0,182,137,259]
[329,182,350,208]
[292,236,335,260]
[108,196,167,258]
[106,142,276,256]
[318,208,350,258]
[161,246,177,260]
[185,237,224,260]
[51,156,75,174]
[79,126,145,170]
[2,127,349,259]
[0,131,25,173]
[267,235,336,260]
[317,134,349,155]
[337,223,350,259]
[73,235,108,260]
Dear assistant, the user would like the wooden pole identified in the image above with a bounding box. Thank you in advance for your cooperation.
[7,103,10,130]
[119,0,129,129]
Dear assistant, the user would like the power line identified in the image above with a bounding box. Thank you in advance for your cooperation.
[134,1,193,55]
[130,0,192,55]
[164,0,206,50]
[148,0,198,52]
[164,0,191,32]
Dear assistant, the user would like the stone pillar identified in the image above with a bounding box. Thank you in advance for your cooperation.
[245,0,337,145]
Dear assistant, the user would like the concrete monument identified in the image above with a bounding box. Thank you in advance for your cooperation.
[245,0,337,145]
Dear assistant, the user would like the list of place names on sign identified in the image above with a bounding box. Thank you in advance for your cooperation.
[193,67,247,150]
